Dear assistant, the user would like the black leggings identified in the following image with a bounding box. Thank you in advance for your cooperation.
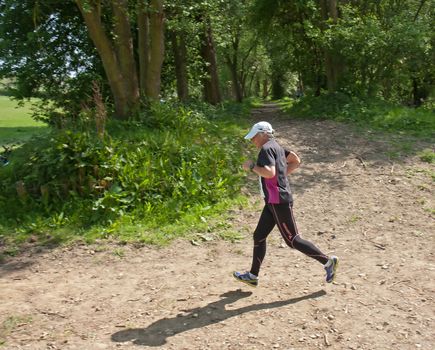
[250,203,329,276]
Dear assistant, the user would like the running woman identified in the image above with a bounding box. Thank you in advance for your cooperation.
[233,121,338,287]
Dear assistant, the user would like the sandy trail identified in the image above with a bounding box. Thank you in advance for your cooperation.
[1,104,434,349]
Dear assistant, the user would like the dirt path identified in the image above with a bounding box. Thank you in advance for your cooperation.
[1,104,434,350]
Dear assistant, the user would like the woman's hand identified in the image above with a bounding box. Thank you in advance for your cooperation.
[243,160,255,171]
[243,160,275,178]
[286,151,301,175]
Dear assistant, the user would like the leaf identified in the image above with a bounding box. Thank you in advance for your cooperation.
[191,239,201,246]
[198,234,213,242]
[109,183,123,194]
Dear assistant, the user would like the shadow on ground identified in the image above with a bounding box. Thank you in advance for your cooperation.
[111,289,326,347]
[0,242,66,278]
[0,259,34,278]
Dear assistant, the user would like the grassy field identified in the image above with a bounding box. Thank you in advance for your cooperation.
[0,96,47,146]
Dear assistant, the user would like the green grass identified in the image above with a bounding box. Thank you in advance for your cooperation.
[278,93,435,139]
[0,96,47,146]
[418,149,435,163]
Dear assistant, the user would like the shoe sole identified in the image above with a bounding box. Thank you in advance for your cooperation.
[327,258,339,283]
[232,273,258,288]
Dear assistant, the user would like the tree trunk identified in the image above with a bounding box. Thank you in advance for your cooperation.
[297,72,304,97]
[200,17,221,105]
[137,2,149,95]
[319,0,341,92]
[145,0,165,100]
[76,0,136,119]
[111,0,139,109]
[169,30,189,101]
[262,79,269,99]
[137,0,165,101]
[255,77,261,97]
[247,65,258,97]
[368,67,379,97]
[414,0,427,21]
[225,31,243,103]
[328,0,338,20]
[227,56,243,102]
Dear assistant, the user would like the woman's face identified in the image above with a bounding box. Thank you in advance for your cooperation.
[251,132,268,149]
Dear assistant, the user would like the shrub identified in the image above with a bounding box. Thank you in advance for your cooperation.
[0,101,249,245]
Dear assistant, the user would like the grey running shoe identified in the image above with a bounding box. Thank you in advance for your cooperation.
[325,256,339,283]
[233,271,258,287]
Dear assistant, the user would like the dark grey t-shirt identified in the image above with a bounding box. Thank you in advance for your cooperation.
[256,139,293,204]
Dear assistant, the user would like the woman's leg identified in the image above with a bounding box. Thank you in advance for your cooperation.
[269,203,329,265]
[250,205,276,276]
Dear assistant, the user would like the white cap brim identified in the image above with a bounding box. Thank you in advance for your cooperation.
[244,128,258,140]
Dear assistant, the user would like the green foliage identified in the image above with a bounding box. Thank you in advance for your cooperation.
[0,1,105,123]
[251,0,434,104]
[418,149,435,164]
[0,101,250,248]
[280,93,435,138]
[324,3,433,102]
[1,0,433,113]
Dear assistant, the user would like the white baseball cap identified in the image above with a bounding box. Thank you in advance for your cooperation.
[244,121,274,140]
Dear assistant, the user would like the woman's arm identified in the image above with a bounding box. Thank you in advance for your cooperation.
[286,151,301,175]
[243,160,276,178]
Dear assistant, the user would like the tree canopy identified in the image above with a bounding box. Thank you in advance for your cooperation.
[0,0,433,122]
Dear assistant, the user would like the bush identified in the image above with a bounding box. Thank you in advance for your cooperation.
[0,101,249,246]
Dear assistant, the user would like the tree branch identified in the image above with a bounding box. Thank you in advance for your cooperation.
[413,0,426,22]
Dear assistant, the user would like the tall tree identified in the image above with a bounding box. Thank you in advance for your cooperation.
[76,0,140,119]
[137,0,165,100]
[169,28,189,101]
[319,0,341,92]
[199,14,221,105]
[217,0,260,102]
[165,0,191,101]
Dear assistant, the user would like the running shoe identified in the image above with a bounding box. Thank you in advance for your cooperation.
[233,271,258,287]
[324,256,339,283]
